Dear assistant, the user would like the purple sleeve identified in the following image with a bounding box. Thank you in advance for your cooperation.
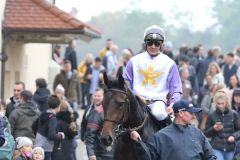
[123,60,133,90]
[167,63,182,103]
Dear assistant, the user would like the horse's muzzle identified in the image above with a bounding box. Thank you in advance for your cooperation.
[100,135,113,146]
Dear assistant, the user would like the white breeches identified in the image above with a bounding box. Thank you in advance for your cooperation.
[148,101,167,121]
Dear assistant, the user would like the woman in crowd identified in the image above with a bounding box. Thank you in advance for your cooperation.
[77,53,94,109]
[200,84,225,131]
[227,74,240,99]
[206,62,225,85]
[232,88,240,114]
[205,91,240,160]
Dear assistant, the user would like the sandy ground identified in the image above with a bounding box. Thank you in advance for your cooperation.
[76,109,85,160]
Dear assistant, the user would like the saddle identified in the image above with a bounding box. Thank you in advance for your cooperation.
[135,96,171,129]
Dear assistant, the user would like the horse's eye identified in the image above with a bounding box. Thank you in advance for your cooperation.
[115,100,125,107]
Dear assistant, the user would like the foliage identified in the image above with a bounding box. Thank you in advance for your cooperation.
[75,1,240,61]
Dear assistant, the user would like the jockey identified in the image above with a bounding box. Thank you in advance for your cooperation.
[123,25,182,121]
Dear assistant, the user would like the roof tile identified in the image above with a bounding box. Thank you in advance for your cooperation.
[3,0,101,36]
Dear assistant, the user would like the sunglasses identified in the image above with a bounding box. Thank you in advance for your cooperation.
[146,40,161,47]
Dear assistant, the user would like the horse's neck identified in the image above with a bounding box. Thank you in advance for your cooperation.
[127,95,145,127]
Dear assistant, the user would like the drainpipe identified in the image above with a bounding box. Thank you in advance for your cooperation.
[0,32,9,100]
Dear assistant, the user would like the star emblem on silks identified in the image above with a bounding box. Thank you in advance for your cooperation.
[138,65,163,87]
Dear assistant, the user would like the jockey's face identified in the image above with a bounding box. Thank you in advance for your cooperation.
[145,40,163,56]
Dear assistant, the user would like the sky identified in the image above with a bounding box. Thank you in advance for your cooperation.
[55,0,216,32]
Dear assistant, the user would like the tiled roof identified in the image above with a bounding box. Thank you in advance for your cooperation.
[2,0,101,36]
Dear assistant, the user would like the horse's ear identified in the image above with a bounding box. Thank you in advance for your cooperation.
[118,74,125,87]
[103,72,110,88]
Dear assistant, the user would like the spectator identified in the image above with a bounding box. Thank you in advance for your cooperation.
[206,62,225,85]
[32,95,65,160]
[9,90,40,141]
[52,99,78,160]
[178,55,199,97]
[85,88,113,160]
[80,91,96,160]
[64,40,77,71]
[116,49,133,77]
[0,117,5,147]
[13,136,33,160]
[52,45,63,65]
[33,78,51,112]
[222,52,239,86]
[77,53,94,109]
[54,84,79,160]
[98,38,113,59]
[199,84,225,131]
[0,110,15,160]
[130,100,216,160]
[196,49,215,87]
[232,88,240,114]
[0,99,5,116]
[198,74,213,106]
[54,84,73,114]
[179,66,193,102]
[53,60,80,111]
[84,57,105,105]
[212,46,223,66]
[188,47,199,70]
[175,44,189,66]
[105,44,119,79]
[226,74,240,99]
[6,81,25,118]
[205,91,240,160]
[163,40,174,59]
[31,147,44,160]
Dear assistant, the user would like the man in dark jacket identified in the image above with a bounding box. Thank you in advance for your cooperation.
[130,100,216,160]
[33,78,50,112]
[196,49,216,87]
[5,81,25,118]
[64,40,77,71]
[53,60,80,111]
[8,90,40,141]
[85,88,113,160]
[222,52,239,86]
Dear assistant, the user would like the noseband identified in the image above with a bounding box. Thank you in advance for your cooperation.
[104,88,148,139]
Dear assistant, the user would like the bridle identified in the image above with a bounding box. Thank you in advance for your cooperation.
[104,88,148,139]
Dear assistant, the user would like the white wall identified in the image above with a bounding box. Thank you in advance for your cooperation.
[22,43,52,92]
[5,43,53,98]
[0,0,7,98]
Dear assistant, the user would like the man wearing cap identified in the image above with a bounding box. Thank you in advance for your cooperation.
[130,100,216,160]
[124,25,182,122]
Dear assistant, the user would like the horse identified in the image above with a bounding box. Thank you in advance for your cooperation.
[100,73,167,160]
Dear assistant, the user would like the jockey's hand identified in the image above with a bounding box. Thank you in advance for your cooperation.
[166,103,174,115]
[137,95,147,105]
[130,131,141,142]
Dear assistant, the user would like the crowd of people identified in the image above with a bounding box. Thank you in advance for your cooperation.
[0,24,240,160]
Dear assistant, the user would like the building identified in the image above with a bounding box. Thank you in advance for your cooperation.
[0,0,101,99]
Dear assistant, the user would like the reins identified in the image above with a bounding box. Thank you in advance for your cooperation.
[104,88,148,138]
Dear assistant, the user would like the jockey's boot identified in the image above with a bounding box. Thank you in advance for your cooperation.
[160,116,172,127]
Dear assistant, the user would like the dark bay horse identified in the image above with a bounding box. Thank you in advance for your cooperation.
[100,73,165,160]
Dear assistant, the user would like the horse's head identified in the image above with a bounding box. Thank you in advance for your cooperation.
[100,73,130,146]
